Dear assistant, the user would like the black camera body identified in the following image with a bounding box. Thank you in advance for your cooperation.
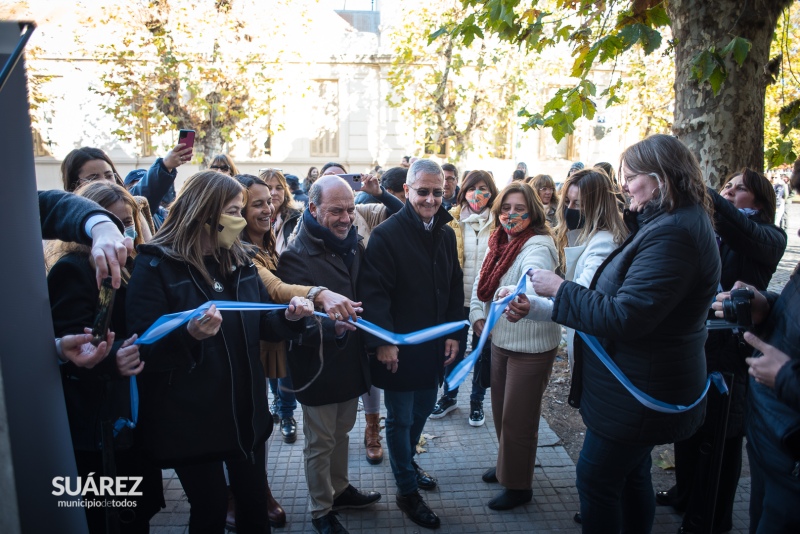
[722,287,754,328]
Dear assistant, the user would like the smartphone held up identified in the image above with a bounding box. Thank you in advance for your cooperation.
[337,173,362,191]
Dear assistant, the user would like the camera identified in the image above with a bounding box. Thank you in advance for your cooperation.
[722,287,754,328]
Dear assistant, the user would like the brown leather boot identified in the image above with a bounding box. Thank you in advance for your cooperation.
[364,413,384,465]
[266,476,286,528]
[225,487,237,531]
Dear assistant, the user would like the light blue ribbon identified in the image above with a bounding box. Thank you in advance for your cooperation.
[134,300,469,346]
[446,269,730,412]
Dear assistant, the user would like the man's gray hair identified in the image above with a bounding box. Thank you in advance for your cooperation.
[407,159,443,186]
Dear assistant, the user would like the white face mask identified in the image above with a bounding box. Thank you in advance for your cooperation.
[124,225,137,240]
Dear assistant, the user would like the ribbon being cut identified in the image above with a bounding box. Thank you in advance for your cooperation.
[445,268,728,414]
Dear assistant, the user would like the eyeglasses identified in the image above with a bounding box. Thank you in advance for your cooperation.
[80,171,119,184]
[538,187,555,193]
[210,164,231,173]
[408,186,444,197]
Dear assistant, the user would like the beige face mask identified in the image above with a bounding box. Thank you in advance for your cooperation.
[206,214,248,249]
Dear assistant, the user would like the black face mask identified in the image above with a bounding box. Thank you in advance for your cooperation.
[565,207,585,231]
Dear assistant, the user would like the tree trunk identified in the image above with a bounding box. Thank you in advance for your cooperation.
[669,0,791,187]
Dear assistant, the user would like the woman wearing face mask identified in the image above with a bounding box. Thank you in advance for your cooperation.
[47,181,162,533]
[126,171,315,533]
[508,169,628,370]
[430,171,497,427]
[469,182,561,511]
[655,168,786,534]
[527,134,721,533]
[531,174,558,226]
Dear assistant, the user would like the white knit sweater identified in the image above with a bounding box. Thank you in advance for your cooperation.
[469,234,562,354]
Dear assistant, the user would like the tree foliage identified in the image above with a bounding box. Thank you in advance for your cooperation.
[88,0,293,164]
[765,2,800,168]
[386,1,532,162]
[445,0,800,169]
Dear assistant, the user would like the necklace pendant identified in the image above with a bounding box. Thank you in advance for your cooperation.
[213,281,224,293]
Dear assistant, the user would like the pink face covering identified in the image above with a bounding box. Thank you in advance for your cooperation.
[465,189,491,212]
[499,212,531,235]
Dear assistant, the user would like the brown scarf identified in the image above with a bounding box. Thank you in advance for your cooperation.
[477,225,536,302]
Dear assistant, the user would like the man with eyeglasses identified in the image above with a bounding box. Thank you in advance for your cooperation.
[441,163,460,210]
[358,158,464,530]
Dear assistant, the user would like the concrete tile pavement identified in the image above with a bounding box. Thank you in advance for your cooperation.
[151,202,800,533]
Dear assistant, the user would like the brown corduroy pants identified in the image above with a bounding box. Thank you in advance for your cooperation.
[490,343,558,490]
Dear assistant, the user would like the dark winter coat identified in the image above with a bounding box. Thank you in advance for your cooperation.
[126,244,304,466]
[48,251,133,451]
[129,158,177,228]
[276,224,370,406]
[357,201,464,391]
[39,189,123,244]
[747,268,800,467]
[705,189,787,436]
[556,202,721,445]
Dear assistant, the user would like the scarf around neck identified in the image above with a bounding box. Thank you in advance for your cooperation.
[477,225,537,302]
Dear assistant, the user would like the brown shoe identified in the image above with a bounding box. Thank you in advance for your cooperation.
[266,476,286,528]
[364,413,384,465]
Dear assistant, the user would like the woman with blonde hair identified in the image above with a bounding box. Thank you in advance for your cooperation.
[530,174,558,226]
[126,171,315,532]
[261,168,302,255]
[470,182,562,510]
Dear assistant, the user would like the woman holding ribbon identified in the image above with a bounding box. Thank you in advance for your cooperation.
[656,168,785,533]
[529,134,721,533]
[127,171,314,533]
[470,181,562,510]
[431,170,497,426]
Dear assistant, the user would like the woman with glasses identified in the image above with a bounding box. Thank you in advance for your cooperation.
[208,154,239,177]
[529,134,721,533]
[126,171,314,533]
[470,182,562,511]
[656,168,786,534]
[531,174,558,226]
[61,146,156,242]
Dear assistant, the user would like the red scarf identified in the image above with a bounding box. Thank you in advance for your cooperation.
[477,225,536,302]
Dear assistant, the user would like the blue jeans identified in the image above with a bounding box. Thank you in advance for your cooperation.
[269,375,297,420]
[383,388,438,495]
[443,307,486,403]
[576,428,655,533]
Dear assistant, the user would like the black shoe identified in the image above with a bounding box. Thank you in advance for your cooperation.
[280,417,297,444]
[332,484,381,511]
[482,467,498,483]
[573,512,582,524]
[429,395,457,419]
[311,512,348,534]
[656,489,674,506]
[270,399,280,425]
[468,400,485,427]
[396,491,440,529]
[411,460,437,490]
[488,488,533,511]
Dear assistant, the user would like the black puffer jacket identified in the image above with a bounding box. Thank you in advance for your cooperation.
[705,189,787,436]
[127,245,304,466]
[276,225,370,406]
[358,202,464,391]
[555,203,721,445]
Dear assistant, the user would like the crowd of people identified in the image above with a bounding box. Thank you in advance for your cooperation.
[39,135,800,534]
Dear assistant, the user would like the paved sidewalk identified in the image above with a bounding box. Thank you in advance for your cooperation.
[151,201,800,533]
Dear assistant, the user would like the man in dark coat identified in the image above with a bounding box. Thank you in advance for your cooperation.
[358,159,464,530]
[276,175,380,534]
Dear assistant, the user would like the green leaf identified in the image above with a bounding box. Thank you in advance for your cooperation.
[720,36,751,68]
[645,5,671,28]
[778,99,800,135]
[690,49,727,95]
[765,139,797,169]
[428,26,448,45]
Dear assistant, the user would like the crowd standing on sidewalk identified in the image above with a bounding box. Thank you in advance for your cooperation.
[39,137,800,534]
